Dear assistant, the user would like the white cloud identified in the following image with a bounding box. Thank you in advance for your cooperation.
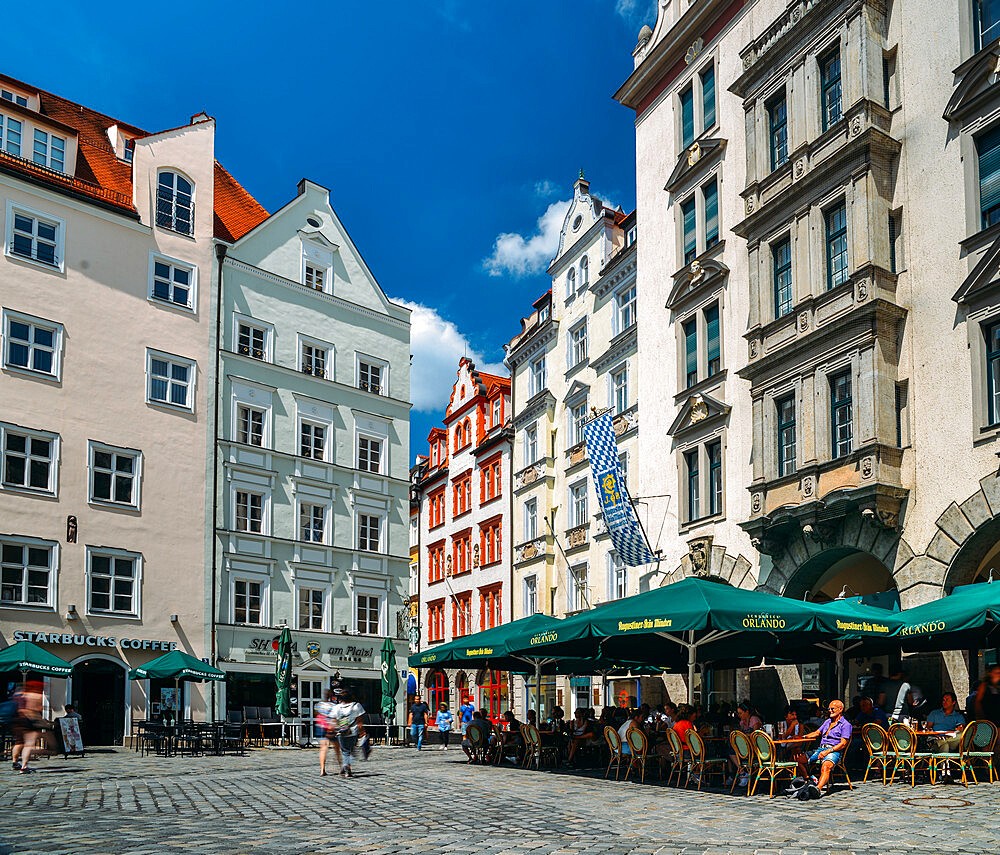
[483,198,571,278]
[615,0,656,27]
[394,300,507,413]
[534,179,559,198]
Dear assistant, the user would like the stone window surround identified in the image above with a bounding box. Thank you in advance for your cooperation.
[676,428,726,532]
[674,170,722,271]
[674,289,726,393]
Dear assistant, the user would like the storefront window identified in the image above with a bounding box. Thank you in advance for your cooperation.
[477,669,508,724]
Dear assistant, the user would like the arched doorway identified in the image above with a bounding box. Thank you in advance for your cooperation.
[426,670,448,716]
[454,671,469,706]
[476,669,508,724]
[784,547,896,602]
[70,656,127,745]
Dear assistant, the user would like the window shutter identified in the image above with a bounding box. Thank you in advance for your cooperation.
[980,125,1000,215]
[684,320,698,379]
[706,305,720,364]
[704,179,719,246]
[680,87,695,147]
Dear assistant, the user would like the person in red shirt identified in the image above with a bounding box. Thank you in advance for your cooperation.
[673,704,696,746]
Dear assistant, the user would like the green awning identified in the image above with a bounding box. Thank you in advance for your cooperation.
[0,641,72,677]
[127,650,225,682]
[895,580,1000,650]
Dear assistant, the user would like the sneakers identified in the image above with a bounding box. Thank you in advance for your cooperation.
[345,767,353,778]
[737,775,749,787]
[12,761,21,771]
[19,767,33,774]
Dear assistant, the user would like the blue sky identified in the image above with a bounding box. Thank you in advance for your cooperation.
[2,0,656,459]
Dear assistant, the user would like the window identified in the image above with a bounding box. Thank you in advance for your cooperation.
[682,196,697,263]
[773,237,793,318]
[986,320,1000,426]
[491,397,502,428]
[708,440,723,516]
[616,285,637,332]
[481,519,502,565]
[524,498,538,541]
[570,321,588,367]
[304,264,325,291]
[683,318,698,388]
[357,593,381,635]
[357,513,381,552]
[529,356,546,395]
[146,351,195,411]
[685,449,700,521]
[524,425,538,464]
[889,209,903,273]
[704,178,719,249]
[452,592,472,637]
[895,381,910,447]
[235,491,264,533]
[777,395,796,477]
[87,550,139,617]
[820,48,842,131]
[357,435,382,473]
[978,124,1000,230]
[300,341,328,378]
[156,171,193,235]
[580,255,589,287]
[32,129,65,172]
[768,93,788,170]
[618,450,629,483]
[705,304,720,377]
[701,64,716,130]
[453,472,472,515]
[568,563,588,612]
[1,90,28,107]
[1,539,54,607]
[299,503,325,543]
[481,457,502,502]
[523,576,538,616]
[358,358,385,395]
[975,0,1000,51]
[89,443,140,508]
[825,201,849,289]
[567,267,576,301]
[0,112,22,156]
[428,489,446,529]
[608,553,627,600]
[298,587,325,630]
[830,370,853,458]
[680,85,695,148]
[150,257,195,310]
[123,138,134,162]
[236,321,268,361]
[570,481,588,528]
[453,532,472,575]
[428,542,445,583]
[570,400,588,446]
[480,586,502,630]
[233,579,263,625]
[300,421,326,460]
[538,303,550,322]
[2,425,57,495]
[236,405,264,446]
[8,207,61,268]
[612,366,629,414]
[3,310,62,379]
[428,601,445,642]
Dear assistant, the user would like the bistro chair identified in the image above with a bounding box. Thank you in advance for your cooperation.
[604,725,626,780]
[465,723,486,764]
[729,730,755,794]
[686,730,726,790]
[861,723,892,785]
[624,727,661,783]
[888,723,934,787]
[931,720,998,786]
[664,727,685,787]
[521,724,542,770]
[749,730,798,798]
[827,735,854,791]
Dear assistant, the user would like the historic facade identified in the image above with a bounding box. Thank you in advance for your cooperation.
[413,359,513,723]
[618,0,1000,703]
[505,175,646,715]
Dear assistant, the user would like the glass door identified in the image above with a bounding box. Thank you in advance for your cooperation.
[298,678,324,743]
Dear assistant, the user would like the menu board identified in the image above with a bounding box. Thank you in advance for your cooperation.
[59,717,84,754]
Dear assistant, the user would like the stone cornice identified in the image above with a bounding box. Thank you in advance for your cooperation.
[513,390,556,429]
[591,327,638,373]
[664,138,727,194]
[506,319,559,367]
[594,246,637,298]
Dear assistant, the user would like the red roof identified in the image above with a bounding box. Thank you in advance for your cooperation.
[214,161,269,242]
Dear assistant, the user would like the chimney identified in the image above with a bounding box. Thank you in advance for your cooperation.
[190,111,211,125]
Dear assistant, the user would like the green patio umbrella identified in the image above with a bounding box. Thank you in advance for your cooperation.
[0,641,72,677]
[380,637,399,723]
[895,579,1000,651]
[128,649,224,723]
[274,626,293,717]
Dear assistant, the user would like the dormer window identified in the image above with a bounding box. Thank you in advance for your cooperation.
[492,397,502,427]
[32,130,65,173]
[538,302,550,322]
[1,90,28,107]
[123,138,135,163]
[304,264,325,291]
[0,113,22,157]
[156,171,194,235]
[301,240,333,294]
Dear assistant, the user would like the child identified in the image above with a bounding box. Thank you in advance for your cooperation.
[435,702,454,751]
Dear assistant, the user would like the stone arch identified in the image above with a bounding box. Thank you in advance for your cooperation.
[932,472,1000,590]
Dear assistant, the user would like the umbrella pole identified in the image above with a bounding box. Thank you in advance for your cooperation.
[534,660,542,717]
[835,642,845,705]
[687,632,696,705]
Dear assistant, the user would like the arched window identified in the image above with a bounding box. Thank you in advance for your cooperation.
[463,418,472,446]
[567,267,576,299]
[454,427,462,452]
[156,171,194,235]
[478,669,508,725]
[427,670,449,716]
[580,255,589,287]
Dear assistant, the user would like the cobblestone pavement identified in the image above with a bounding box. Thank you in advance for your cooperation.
[0,745,996,855]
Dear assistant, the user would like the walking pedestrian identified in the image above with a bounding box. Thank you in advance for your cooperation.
[408,694,430,750]
[435,702,454,750]
[11,681,44,774]
[330,686,367,778]
[316,689,338,776]
[458,695,475,736]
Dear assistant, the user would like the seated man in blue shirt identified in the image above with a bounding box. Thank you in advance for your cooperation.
[927,692,967,754]
[794,699,853,795]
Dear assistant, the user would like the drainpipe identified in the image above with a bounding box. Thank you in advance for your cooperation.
[210,242,228,721]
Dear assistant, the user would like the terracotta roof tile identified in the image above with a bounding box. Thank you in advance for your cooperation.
[213,161,269,242]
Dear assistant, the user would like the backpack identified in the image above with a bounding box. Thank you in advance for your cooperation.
[785,776,821,800]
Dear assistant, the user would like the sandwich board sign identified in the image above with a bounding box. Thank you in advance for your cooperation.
[59,717,84,755]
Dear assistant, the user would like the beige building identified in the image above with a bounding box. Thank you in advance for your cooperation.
[506,176,650,715]
[617,0,1000,707]
[0,74,265,742]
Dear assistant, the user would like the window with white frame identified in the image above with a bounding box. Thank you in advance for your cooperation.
[357,513,382,552]
[356,592,382,635]
[156,170,194,235]
[566,267,576,301]
[568,562,588,612]
[524,575,537,615]
[87,549,139,617]
[524,497,538,541]
[300,421,327,460]
[618,450,630,484]
[358,358,385,395]
[297,586,325,630]
[529,356,546,396]
[299,502,326,543]
[616,284,637,333]
[236,320,269,361]
[0,112,23,156]
[2,424,58,495]
[612,365,629,415]
[569,400,588,446]
[580,255,589,287]
[146,350,195,410]
[0,537,55,607]
[524,425,538,464]
[6,204,63,269]
[1,90,29,107]
[304,264,326,291]
[235,490,264,533]
[300,340,329,378]
[2,310,62,379]
[608,552,627,600]
[301,241,333,293]
[236,405,265,447]
[569,321,588,367]
[570,481,588,528]
[233,578,263,625]
[150,256,195,310]
[492,397,502,428]
[89,442,140,508]
[32,129,65,172]
[357,435,382,473]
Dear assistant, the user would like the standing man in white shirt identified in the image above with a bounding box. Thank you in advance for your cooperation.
[329,686,367,778]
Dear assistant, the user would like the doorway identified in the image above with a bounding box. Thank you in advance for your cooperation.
[72,658,126,745]
[298,678,324,741]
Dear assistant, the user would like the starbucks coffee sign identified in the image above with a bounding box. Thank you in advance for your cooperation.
[13,630,177,651]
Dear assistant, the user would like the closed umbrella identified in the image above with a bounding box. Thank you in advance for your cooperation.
[380,638,399,730]
[274,626,293,717]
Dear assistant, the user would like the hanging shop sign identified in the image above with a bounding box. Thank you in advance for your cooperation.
[13,630,177,651]
[246,636,375,666]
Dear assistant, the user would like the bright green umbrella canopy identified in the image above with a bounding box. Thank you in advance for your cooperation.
[274,626,293,716]
[380,638,399,721]
[0,641,72,677]
[895,580,1000,650]
[127,649,224,681]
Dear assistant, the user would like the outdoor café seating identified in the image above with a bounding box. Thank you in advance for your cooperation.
[930,719,998,786]
[686,730,725,790]
[729,730,754,794]
[749,730,798,798]
[603,725,626,780]
[888,723,934,787]
[663,726,685,787]
[861,723,892,785]
[624,727,661,783]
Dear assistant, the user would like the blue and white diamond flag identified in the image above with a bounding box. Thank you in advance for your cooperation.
[582,411,655,567]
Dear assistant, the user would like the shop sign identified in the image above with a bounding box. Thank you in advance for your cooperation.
[13,630,177,651]
[801,663,821,692]
[247,637,375,665]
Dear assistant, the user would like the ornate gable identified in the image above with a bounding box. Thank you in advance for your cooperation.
[944,46,1000,123]
[563,379,590,404]
[666,257,730,310]
[954,230,1000,305]
[664,138,726,194]
[668,392,731,438]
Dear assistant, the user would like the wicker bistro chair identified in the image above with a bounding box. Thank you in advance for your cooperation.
[664,727,686,787]
[888,723,934,787]
[465,722,486,764]
[625,727,662,783]
[685,730,726,790]
[729,730,755,794]
[604,725,627,780]
[522,724,556,770]
[931,720,999,786]
[750,730,798,798]
[861,723,892,785]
